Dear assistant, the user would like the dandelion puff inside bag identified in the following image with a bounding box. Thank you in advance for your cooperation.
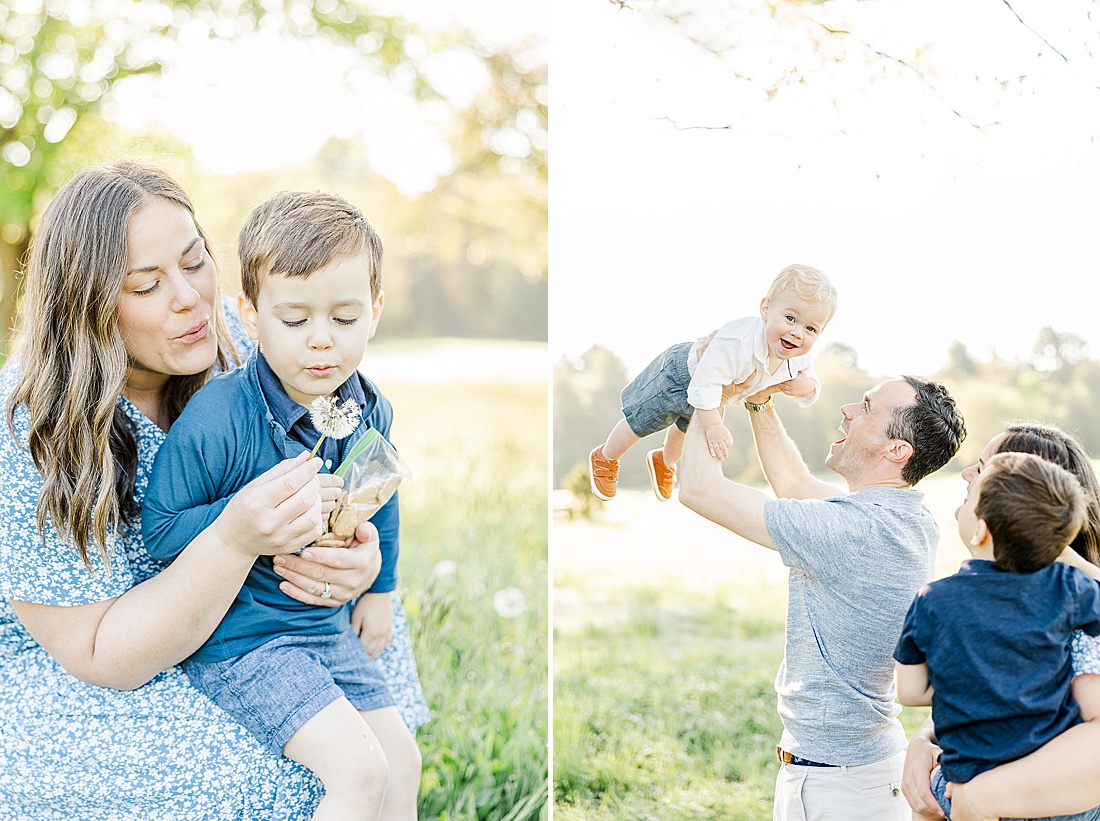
[316,429,414,547]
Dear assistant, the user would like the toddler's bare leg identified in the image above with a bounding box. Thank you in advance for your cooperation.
[283,697,389,821]
[603,418,641,461]
[662,424,685,465]
[359,706,421,821]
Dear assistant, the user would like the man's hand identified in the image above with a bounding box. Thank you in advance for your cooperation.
[902,721,946,819]
[352,592,394,657]
[696,330,758,406]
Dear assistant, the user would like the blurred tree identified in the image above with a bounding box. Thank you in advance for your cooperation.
[945,340,979,378]
[553,346,629,487]
[820,341,860,372]
[553,327,1100,490]
[1034,325,1089,383]
[0,0,505,349]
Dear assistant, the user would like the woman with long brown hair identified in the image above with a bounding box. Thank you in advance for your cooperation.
[901,422,1100,821]
[0,160,426,818]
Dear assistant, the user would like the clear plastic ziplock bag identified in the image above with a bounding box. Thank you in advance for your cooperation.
[314,428,413,547]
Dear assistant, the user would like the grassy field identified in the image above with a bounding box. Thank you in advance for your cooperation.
[553,476,972,820]
[376,353,547,820]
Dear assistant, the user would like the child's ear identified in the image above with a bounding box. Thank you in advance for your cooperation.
[971,519,991,548]
[759,297,769,322]
[237,292,260,341]
[367,290,385,340]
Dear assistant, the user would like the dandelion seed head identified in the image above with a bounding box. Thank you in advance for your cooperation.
[309,396,362,440]
[430,560,458,583]
[493,587,527,619]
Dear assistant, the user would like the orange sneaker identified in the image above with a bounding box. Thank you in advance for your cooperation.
[589,446,619,500]
[646,449,675,501]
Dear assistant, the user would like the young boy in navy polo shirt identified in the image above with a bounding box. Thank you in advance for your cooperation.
[143,192,419,820]
[894,452,1100,820]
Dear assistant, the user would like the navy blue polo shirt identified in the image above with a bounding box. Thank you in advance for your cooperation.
[895,559,1100,783]
[255,353,366,471]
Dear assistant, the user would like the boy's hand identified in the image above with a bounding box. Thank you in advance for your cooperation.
[777,371,815,399]
[352,592,394,657]
[704,424,732,460]
[319,473,344,518]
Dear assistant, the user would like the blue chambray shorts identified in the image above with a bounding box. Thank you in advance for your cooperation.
[620,340,695,438]
[931,765,1100,821]
[182,630,395,754]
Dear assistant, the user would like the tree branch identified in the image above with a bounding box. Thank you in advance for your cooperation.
[811,19,993,130]
[999,0,1100,92]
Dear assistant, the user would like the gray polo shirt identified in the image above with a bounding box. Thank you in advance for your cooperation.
[764,486,938,766]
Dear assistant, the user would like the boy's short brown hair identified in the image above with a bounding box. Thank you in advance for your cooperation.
[238,191,383,305]
[978,451,1087,573]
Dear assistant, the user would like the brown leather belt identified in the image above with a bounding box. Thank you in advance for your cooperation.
[776,745,838,768]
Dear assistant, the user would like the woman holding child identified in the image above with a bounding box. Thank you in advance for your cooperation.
[0,161,428,818]
[901,422,1100,821]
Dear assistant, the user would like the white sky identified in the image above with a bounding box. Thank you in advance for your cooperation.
[549,0,1100,379]
[107,0,546,194]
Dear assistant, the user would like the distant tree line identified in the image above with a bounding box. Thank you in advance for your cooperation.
[553,328,1100,489]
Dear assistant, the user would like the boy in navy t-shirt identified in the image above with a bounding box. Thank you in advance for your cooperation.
[894,451,1100,820]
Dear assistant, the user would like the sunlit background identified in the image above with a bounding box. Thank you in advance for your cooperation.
[552,3,1100,818]
[1,0,547,359]
[552,0,1099,379]
[552,0,1100,485]
[1,2,547,817]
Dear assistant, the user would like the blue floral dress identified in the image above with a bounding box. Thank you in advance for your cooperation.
[1073,630,1100,676]
[0,353,428,819]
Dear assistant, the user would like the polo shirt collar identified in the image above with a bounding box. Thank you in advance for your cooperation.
[255,352,367,433]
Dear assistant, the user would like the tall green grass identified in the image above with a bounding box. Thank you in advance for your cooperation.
[554,588,930,820]
[383,377,548,820]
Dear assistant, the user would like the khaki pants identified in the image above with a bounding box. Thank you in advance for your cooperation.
[773,750,909,821]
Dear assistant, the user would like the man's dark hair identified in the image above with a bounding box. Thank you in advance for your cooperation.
[978,452,1086,573]
[887,376,966,485]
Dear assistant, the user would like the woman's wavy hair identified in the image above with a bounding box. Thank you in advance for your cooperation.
[6,160,239,566]
[994,422,1100,567]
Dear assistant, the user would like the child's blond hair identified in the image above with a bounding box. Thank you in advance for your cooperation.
[766,264,838,325]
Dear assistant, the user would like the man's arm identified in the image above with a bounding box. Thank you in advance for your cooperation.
[678,414,775,549]
[746,400,837,500]
[895,661,934,706]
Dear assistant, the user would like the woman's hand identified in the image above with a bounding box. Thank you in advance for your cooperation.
[273,520,382,607]
[215,452,324,558]
[944,781,996,821]
[902,718,946,819]
[351,592,395,657]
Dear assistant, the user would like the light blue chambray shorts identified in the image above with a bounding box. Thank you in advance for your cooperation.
[620,340,695,438]
[182,629,395,754]
[931,765,1100,821]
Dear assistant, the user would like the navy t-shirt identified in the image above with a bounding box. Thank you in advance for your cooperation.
[895,559,1100,783]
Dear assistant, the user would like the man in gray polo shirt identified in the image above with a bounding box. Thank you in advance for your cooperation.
[679,376,965,820]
